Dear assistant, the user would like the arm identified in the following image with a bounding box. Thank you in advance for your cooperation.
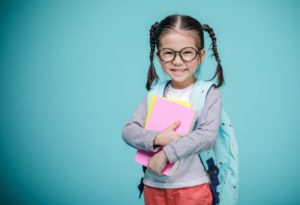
[163,86,222,163]
[121,94,159,152]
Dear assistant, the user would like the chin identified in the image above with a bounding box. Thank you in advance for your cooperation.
[170,77,189,84]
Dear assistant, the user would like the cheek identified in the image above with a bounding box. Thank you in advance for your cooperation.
[161,66,170,74]
[186,61,199,69]
[160,63,171,71]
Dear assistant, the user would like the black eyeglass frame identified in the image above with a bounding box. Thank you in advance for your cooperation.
[156,47,202,63]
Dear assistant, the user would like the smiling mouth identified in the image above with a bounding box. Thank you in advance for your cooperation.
[170,69,188,74]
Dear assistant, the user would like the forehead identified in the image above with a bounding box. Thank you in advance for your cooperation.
[159,30,198,50]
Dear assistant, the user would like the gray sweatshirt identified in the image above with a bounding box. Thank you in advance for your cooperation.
[121,82,222,189]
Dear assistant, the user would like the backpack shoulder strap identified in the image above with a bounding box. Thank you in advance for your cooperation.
[147,80,171,108]
[190,79,218,169]
[190,79,215,130]
[191,79,220,204]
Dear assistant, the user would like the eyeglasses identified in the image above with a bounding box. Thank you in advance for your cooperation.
[156,47,201,63]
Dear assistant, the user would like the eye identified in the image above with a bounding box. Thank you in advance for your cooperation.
[163,51,173,55]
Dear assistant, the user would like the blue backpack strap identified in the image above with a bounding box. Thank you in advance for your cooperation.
[190,80,213,130]
[190,80,217,172]
[147,80,171,107]
[190,79,220,205]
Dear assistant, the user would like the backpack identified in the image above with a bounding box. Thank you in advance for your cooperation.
[137,79,239,205]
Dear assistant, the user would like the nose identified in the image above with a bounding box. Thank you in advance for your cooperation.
[173,53,183,65]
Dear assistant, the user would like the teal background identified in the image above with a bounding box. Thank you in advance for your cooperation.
[0,0,299,204]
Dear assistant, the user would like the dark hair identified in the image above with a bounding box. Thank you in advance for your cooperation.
[146,14,225,91]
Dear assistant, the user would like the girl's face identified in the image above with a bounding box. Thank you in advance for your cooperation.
[156,30,205,89]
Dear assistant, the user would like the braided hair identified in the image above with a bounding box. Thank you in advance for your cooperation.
[146,14,225,90]
[146,22,160,91]
[202,24,224,88]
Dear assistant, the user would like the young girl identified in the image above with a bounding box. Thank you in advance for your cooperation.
[122,14,224,205]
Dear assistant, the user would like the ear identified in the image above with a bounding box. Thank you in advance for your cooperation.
[197,49,205,64]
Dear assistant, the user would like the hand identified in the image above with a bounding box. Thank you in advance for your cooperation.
[148,150,169,176]
[154,121,184,146]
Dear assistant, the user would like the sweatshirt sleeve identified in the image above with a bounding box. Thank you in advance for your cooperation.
[121,94,159,152]
[163,86,222,163]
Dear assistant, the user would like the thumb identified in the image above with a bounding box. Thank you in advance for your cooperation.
[170,120,181,131]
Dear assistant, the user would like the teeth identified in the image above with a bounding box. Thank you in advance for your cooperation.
[171,69,187,77]
[171,69,187,73]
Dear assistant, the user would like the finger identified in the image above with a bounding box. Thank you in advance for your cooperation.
[170,120,181,131]
[154,169,162,176]
[174,135,182,140]
[149,168,161,176]
[176,133,184,138]
[174,135,180,140]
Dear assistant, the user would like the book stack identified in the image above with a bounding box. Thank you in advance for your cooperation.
[134,95,197,176]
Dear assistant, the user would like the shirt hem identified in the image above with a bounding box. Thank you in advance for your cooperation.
[143,177,210,189]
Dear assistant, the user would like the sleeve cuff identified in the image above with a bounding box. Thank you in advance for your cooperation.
[144,130,159,152]
[163,145,177,163]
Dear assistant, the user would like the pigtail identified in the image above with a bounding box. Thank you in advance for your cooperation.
[202,24,225,88]
[146,22,160,91]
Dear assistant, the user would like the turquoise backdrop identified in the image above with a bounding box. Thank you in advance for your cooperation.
[1,0,299,204]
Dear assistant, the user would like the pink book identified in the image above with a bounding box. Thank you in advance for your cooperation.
[134,96,197,176]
